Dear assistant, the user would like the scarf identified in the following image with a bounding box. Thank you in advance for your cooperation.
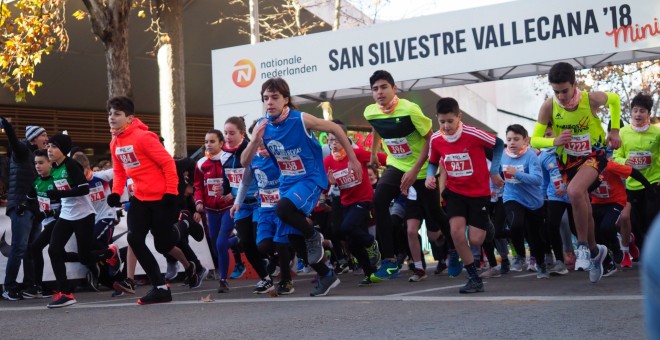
[267,106,290,124]
[110,124,129,136]
[440,122,463,143]
[554,87,581,111]
[332,148,347,161]
[205,151,222,160]
[505,145,528,159]
[631,116,651,132]
[378,95,399,114]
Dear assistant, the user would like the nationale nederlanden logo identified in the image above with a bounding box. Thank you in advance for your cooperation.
[232,59,256,88]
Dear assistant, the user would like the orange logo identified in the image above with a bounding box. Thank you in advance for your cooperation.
[232,59,256,88]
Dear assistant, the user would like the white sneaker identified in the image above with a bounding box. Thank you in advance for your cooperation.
[589,245,607,283]
[575,245,591,271]
[165,262,180,281]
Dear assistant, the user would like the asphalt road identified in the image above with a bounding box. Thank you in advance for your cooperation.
[0,263,647,339]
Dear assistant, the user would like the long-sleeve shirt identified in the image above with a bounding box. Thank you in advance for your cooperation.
[501,148,544,210]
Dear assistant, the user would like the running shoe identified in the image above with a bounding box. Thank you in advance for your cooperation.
[137,287,172,305]
[86,263,100,292]
[500,259,510,275]
[479,266,501,278]
[544,253,555,267]
[358,276,373,286]
[113,278,136,294]
[434,262,447,275]
[197,265,210,282]
[527,256,538,272]
[187,263,204,289]
[603,256,618,277]
[612,248,624,265]
[366,240,381,268]
[296,259,305,273]
[447,250,463,277]
[165,262,180,281]
[589,244,607,283]
[230,263,246,279]
[106,244,123,277]
[253,279,274,294]
[536,264,550,279]
[629,233,640,261]
[575,245,591,271]
[22,285,51,299]
[217,279,229,293]
[310,272,340,297]
[305,231,324,264]
[2,288,22,301]
[47,292,77,308]
[548,261,569,275]
[369,258,400,282]
[510,256,525,272]
[267,261,281,277]
[277,280,295,295]
[621,252,633,268]
[564,252,576,270]
[408,268,428,282]
[459,278,484,294]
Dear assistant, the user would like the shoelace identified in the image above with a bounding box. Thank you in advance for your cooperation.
[52,292,62,301]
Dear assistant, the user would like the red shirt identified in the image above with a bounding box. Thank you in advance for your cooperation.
[324,148,374,206]
[590,161,631,207]
[429,124,495,198]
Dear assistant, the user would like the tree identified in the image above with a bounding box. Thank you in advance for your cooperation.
[535,61,660,124]
[0,0,68,102]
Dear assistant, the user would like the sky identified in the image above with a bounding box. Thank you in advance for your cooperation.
[347,0,514,21]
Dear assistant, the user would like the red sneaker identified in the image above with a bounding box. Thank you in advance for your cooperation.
[621,252,632,268]
[629,233,640,261]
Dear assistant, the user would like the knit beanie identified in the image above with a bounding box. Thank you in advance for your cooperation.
[48,133,72,156]
[25,125,46,142]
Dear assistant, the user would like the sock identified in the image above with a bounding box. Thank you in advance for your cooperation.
[621,246,629,252]
[157,284,168,290]
[414,261,423,270]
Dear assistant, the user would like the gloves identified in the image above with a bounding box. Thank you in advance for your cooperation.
[162,193,178,206]
[46,190,63,200]
[16,202,27,216]
[107,193,122,208]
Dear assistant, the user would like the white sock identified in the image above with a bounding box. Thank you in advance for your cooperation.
[621,246,629,252]
[414,261,423,269]
[157,284,168,290]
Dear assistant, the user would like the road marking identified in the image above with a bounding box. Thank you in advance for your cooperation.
[387,284,467,296]
[513,273,538,278]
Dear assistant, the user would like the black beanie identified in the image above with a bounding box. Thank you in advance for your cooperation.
[48,134,72,156]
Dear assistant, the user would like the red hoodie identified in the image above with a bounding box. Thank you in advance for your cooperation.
[110,118,178,201]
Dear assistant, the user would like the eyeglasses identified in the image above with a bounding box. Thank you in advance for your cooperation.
[327,138,338,144]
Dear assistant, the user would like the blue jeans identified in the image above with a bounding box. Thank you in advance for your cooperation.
[4,208,40,288]
[642,214,660,340]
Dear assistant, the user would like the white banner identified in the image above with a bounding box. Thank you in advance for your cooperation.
[212,0,660,110]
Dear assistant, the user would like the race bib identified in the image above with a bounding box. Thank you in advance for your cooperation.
[225,168,245,188]
[565,133,591,157]
[592,181,610,198]
[276,155,306,176]
[206,178,223,197]
[628,151,652,170]
[550,173,564,192]
[54,179,71,191]
[383,138,412,159]
[503,164,525,184]
[332,168,361,190]
[116,145,141,169]
[37,196,50,212]
[443,153,474,177]
[88,185,106,202]
[259,188,280,208]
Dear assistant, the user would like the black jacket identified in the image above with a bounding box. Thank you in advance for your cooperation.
[1,117,38,215]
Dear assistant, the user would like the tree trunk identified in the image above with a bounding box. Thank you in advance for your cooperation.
[156,0,187,157]
[82,0,133,98]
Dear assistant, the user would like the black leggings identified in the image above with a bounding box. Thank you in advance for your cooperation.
[48,214,95,294]
[287,234,329,277]
[30,219,78,287]
[593,203,623,251]
[126,197,179,287]
[545,201,573,262]
[236,216,267,279]
[505,201,545,264]
[340,202,375,276]
[276,198,315,238]
[627,186,660,250]
[257,238,293,283]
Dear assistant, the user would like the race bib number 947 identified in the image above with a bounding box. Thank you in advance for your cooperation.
[443,153,473,177]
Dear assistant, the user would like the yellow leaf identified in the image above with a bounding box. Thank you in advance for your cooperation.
[138,10,146,18]
[15,90,26,103]
[72,10,86,20]
[199,294,214,302]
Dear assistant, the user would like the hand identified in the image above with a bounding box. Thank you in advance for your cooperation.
[229,204,240,219]
[554,129,572,147]
[250,120,266,141]
[347,158,363,182]
[195,202,204,213]
[490,173,505,188]
[504,165,517,177]
[606,129,621,149]
[162,193,178,206]
[46,190,62,200]
[193,212,202,223]
[370,154,379,169]
[327,169,336,185]
[556,188,566,196]
[107,193,122,207]
[222,193,234,202]
[400,169,418,195]
[425,176,437,190]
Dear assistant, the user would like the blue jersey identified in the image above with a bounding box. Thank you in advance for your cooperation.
[251,151,281,212]
[501,148,544,210]
[538,148,569,203]
[263,109,328,190]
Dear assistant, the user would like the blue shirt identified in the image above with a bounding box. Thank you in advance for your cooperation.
[501,148,544,210]
[251,151,281,212]
[538,148,569,203]
[263,109,328,190]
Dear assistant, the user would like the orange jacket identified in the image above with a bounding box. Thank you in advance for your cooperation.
[110,118,178,201]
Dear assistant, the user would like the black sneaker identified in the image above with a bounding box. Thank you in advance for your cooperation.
[434,262,448,275]
[459,278,484,294]
[334,262,350,275]
[253,279,274,294]
[137,287,172,305]
[113,278,136,294]
[217,279,229,293]
[86,263,100,292]
[603,257,618,277]
[2,288,23,301]
[47,292,77,308]
[277,281,295,295]
[22,285,51,299]
[185,262,201,289]
[305,231,324,264]
[310,272,340,297]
